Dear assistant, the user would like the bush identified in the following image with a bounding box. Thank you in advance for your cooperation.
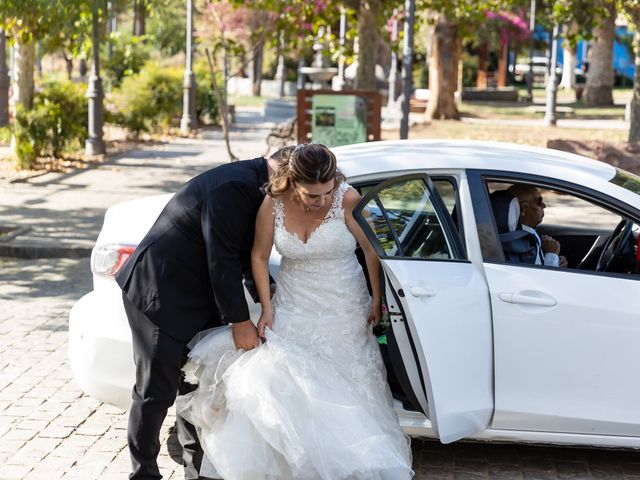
[112,61,222,135]
[103,33,152,88]
[194,61,221,124]
[13,81,88,169]
[112,63,183,136]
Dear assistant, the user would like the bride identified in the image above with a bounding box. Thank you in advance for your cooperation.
[177,143,413,480]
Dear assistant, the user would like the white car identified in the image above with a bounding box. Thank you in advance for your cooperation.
[69,140,640,448]
[510,56,570,84]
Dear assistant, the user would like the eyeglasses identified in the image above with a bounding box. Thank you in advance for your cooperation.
[521,197,546,207]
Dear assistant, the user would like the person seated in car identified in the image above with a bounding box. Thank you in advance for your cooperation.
[489,189,538,264]
[507,184,567,268]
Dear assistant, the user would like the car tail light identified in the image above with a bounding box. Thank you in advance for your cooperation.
[91,244,137,276]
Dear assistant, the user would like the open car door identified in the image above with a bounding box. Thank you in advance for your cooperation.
[353,174,494,443]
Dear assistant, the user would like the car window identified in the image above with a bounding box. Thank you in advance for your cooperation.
[483,180,640,276]
[360,177,455,260]
[360,177,461,233]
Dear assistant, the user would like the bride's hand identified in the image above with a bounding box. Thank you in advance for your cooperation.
[367,301,382,326]
[257,310,273,338]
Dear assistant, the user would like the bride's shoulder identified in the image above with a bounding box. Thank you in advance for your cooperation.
[341,184,362,210]
[258,194,277,217]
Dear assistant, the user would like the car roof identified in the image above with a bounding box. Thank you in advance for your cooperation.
[333,140,617,184]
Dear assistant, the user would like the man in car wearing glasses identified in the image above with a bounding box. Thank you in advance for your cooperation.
[508,184,567,268]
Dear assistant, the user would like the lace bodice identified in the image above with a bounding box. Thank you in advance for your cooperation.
[272,181,355,262]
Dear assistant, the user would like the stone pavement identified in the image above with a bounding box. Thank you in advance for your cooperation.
[3,257,640,480]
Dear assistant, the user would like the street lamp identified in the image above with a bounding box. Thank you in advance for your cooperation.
[180,0,197,133]
[544,23,560,126]
[526,0,536,103]
[400,0,416,139]
[387,9,399,109]
[86,0,106,156]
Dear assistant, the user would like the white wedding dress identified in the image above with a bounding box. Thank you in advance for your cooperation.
[176,182,413,480]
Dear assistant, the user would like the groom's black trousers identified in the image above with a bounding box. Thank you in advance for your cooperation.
[123,292,206,480]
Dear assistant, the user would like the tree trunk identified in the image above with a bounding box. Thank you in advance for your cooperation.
[425,15,460,120]
[133,0,146,36]
[0,29,9,126]
[11,40,35,115]
[628,29,640,143]
[477,42,488,89]
[497,42,507,87]
[559,41,577,90]
[355,0,379,90]
[62,52,74,80]
[585,1,615,106]
[206,48,237,161]
[249,11,266,96]
[250,39,264,96]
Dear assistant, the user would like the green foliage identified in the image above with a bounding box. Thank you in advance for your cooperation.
[112,63,183,135]
[103,33,152,88]
[194,63,220,124]
[12,81,88,169]
[147,0,186,56]
[0,0,86,44]
[111,60,222,136]
[0,125,11,144]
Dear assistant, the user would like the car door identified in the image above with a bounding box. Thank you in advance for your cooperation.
[352,174,494,444]
[473,173,640,437]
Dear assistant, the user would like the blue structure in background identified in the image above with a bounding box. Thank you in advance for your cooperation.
[532,25,634,83]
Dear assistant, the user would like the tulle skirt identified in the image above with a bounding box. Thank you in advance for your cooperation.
[176,326,413,480]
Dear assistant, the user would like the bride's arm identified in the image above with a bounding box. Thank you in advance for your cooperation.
[343,188,382,326]
[251,195,276,337]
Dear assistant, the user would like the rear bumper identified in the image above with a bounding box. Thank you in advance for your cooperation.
[68,289,134,410]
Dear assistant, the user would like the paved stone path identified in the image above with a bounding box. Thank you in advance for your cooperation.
[2,257,640,480]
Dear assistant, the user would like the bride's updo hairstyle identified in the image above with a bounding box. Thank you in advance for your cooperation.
[266,143,345,197]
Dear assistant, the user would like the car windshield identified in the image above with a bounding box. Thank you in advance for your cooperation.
[610,169,640,196]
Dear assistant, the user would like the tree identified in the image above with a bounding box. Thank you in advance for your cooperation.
[621,0,640,142]
[552,0,613,102]
[355,0,383,90]
[416,0,527,121]
[133,0,148,36]
[0,0,86,113]
[584,0,616,105]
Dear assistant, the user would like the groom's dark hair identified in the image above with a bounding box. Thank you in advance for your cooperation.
[269,145,296,163]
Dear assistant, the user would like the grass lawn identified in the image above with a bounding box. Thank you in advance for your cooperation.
[228,95,268,107]
[382,120,629,147]
[458,87,632,120]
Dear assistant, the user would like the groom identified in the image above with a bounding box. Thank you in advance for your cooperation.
[116,146,293,480]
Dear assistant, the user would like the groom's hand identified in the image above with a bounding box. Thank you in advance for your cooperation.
[232,320,260,350]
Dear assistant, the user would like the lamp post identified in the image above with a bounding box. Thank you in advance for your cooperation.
[85,0,106,156]
[180,0,197,133]
[526,0,536,103]
[387,9,399,109]
[0,29,9,126]
[336,6,346,90]
[544,23,560,126]
[275,29,286,98]
[400,0,416,139]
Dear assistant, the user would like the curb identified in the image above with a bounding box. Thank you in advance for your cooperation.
[0,244,92,259]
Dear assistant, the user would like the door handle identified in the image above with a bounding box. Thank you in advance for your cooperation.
[499,292,557,307]
[410,286,437,298]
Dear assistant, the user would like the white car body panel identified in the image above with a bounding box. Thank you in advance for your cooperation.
[486,263,640,436]
[68,140,640,447]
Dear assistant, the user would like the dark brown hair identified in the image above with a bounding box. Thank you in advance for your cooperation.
[266,143,345,197]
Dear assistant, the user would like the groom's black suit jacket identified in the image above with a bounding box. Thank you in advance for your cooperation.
[116,157,269,342]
